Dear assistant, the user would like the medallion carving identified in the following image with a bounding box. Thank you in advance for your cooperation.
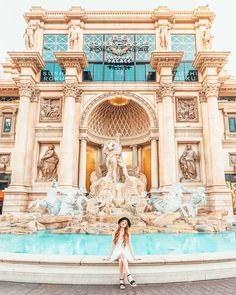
[0,153,11,172]
[176,97,198,122]
[39,98,61,122]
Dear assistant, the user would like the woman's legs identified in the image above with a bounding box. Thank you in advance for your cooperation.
[119,252,130,274]
[118,258,125,279]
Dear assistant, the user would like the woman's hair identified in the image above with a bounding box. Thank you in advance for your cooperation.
[113,224,130,247]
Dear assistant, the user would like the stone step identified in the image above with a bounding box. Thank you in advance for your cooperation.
[0,252,236,284]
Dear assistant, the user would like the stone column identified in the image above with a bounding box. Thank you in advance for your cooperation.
[55,51,87,188]
[150,137,158,192]
[11,82,35,185]
[132,145,138,167]
[193,51,233,217]
[150,52,183,192]
[59,82,81,187]
[79,137,87,192]
[138,146,142,171]
[2,52,45,213]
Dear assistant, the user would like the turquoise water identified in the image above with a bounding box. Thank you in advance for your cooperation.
[0,231,236,256]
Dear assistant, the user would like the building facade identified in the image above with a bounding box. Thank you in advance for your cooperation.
[0,5,236,215]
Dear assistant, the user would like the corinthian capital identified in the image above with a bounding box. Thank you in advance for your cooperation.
[202,81,219,97]
[64,81,82,101]
[157,81,174,102]
[19,82,36,98]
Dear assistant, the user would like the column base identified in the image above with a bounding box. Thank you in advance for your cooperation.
[205,185,234,221]
[2,186,29,214]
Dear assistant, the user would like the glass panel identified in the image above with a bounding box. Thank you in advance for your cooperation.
[114,65,124,81]
[146,64,156,81]
[173,63,185,81]
[3,118,11,132]
[125,65,134,81]
[40,63,64,82]
[136,35,155,61]
[229,118,236,132]
[94,63,103,81]
[53,63,65,82]
[104,65,113,81]
[43,35,68,61]
[136,64,146,81]
[171,35,196,60]
[185,62,198,81]
[84,34,103,61]
[83,64,93,81]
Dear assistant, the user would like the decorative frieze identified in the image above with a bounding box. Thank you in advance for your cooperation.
[176,97,198,122]
[39,98,62,122]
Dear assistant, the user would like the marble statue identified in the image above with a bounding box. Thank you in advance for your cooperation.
[69,24,80,50]
[148,184,187,216]
[23,23,37,50]
[57,187,87,216]
[201,24,213,50]
[28,180,61,215]
[149,184,206,217]
[159,23,173,50]
[38,145,59,181]
[29,181,87,216]
[179,144,200,182]
[103,133,129,183]
[184,186,206,217]
[89,135,148,216]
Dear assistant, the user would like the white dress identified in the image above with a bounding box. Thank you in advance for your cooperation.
[110,236,133,262]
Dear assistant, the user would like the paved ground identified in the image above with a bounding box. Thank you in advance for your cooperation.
[0,278,236,295]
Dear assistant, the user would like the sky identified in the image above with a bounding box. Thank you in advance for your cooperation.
[0,0,235,78]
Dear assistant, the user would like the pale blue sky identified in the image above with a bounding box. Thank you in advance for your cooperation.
[0,0,235,78]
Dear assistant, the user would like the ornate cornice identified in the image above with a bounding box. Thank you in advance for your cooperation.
[202,81,219,97]
[54,52,88,72]
[64,82,83,101]
[150,51,183,73]
[192,51,230,74]
[19,81,36,99]
[8,52,45,74]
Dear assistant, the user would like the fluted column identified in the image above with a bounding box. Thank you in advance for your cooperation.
[132,145,138,167]
[59,82,81,187]
[11,82,35,185]
[151,137,158,191]
[138,146,142,171]
[79,137,87,192]
[158,82,176,186]
[202,81,226,185]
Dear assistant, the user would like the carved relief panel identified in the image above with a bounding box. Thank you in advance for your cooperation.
[37,143,59,181]
[176,97,198,122]
[178,143,201,182]
[39,98,62,122]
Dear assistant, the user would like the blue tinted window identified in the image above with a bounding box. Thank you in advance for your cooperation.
[41,35,68,82]
[171,34,197,81]
[229,118,236,132]
[83,34,155,82]
[3,118,11,132]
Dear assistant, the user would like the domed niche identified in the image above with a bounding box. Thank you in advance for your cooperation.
[88,97,150,139]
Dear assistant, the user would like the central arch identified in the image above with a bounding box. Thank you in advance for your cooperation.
[79,91,158,192]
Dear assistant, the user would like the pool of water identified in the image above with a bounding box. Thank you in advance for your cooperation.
[0,231,236,256]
